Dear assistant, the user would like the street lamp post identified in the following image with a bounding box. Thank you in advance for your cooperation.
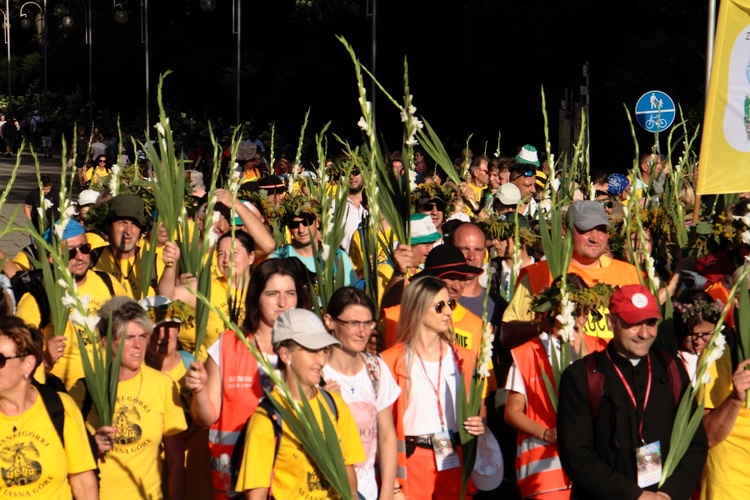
[0,0,11,115]
[62,0,92,131]
[20,0,47,116]
[202,0,242,126]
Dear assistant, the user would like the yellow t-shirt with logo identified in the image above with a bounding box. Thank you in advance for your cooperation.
[15,270,129,390]
[75,365,188,499]
[0,390,96,499]
[92,246,157,300]
[235,387,366,497]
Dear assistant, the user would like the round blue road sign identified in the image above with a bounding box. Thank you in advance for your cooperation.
[635,90,676,133]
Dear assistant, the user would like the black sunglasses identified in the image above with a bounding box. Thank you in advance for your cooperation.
[434,299,457,314]
[68,242,92,259]
[350,168,361,176]
[599,201,613,209]
[0,352,28,368]
[287,217,315,230]
[420,201,446,212]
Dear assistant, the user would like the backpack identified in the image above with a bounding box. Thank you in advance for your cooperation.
[229,389,339,496]
[11,269,115,330]
[584,349,682,419]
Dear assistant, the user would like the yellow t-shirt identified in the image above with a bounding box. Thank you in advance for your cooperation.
[15,270,129,389]
[0,390,96,499]
[701,348,750,499]
[235,388,366,497]
[177,277,246,359]
[164,360,212,500]
[92,246,155,300]
[75,366,188,499]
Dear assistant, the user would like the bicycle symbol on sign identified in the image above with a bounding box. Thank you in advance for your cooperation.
[645,114,667,129]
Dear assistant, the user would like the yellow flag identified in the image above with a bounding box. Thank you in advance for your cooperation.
[697,0,750,195]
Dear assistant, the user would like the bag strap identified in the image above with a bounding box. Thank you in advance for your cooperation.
[31,379,65,447]
[585,352,605,419]
[360,352,381,396]
[93,270,116,296]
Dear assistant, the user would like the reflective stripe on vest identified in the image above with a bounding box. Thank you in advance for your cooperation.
[208,429,241,446]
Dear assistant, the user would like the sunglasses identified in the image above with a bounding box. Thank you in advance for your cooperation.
[0,352,28,368]
[350,168,361,176]
[68,242,92,259]
[434,299,457,314]
[98,159,107,163]
[420,201,446,212]
[511,169,536,181]
[287,218,315,230]
[599,201,613,209]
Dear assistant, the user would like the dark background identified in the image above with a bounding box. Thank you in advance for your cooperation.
[3,0,710,170]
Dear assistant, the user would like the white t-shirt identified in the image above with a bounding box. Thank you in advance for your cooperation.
[506,333,575,396]
[402,350,459,436]
[322,357,400,500]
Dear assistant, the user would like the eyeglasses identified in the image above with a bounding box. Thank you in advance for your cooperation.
[68,242,92,259]
[333,318,377,331]
[688,331,713,342]
[0,352,28,369]
[98,159,107,163]
[599,201,613,209]
[420,201,446,212]
[434,299,457,314]
[350,168,361,176]
[287,218,315,230]
[510,170,536,181]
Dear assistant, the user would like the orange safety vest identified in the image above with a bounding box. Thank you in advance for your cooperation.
[381,342,477,498]
[510,335,606,498]
[208,331,264,500]
[520,258,642,295]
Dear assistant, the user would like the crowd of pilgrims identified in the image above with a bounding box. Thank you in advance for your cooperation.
[0,139,747,500]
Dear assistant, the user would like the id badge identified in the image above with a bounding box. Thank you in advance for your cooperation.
[635,441,662,488]
[431,430,460,471]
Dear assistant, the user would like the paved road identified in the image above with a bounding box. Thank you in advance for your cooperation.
[0,152,73,256]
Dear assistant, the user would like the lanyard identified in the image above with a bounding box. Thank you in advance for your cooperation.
[605,350,652,443]
[416,341,446,432]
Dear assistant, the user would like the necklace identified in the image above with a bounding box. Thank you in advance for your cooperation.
[337,372,358,394]
[117,370,144,411]
[9,415,21,434]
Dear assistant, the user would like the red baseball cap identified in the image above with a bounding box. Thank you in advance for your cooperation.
[609,284,662,324]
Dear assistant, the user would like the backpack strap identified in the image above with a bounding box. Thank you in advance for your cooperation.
[360,352,381,396]
[585,352,605,419]
[653,350,683,406]
[93,270,116,296]
[31,379,65,447]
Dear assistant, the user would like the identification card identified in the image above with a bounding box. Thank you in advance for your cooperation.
[431,431,460,471]
[636,440,662,488]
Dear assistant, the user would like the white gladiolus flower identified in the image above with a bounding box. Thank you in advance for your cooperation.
[53,223,65,241]
[742,215,750,228]
[57,278,70,289]
[409,169,418,190]
[207,228,219,248]
[61,293,76,309]
[154,122,166,136]
[705,332,726,365]
[69,309,100,331]
[622,205,629,218]
[555,292,577,343]
[62,205,77,220]
[357,116,369,133]
[550,178,561,192]
[43,199,54,210]
[321,243,331,262]
[37,207,44,221]
[645,254,661,290]
[79,294,91,311]
[702,372,712,385]
[478,323,493,378]
[742,230,750,246]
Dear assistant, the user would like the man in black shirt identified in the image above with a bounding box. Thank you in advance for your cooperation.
[557,285,707,499]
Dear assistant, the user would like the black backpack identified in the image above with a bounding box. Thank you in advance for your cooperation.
[11,269,115,330]
[229,389,339,496]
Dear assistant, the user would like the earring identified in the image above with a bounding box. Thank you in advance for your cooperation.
[23,374,29,380]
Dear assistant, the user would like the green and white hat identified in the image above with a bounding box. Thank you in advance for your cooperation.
[410,213,441,245]
[516,144,540,167]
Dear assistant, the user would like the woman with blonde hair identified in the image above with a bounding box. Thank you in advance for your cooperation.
[381,275,486,499]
